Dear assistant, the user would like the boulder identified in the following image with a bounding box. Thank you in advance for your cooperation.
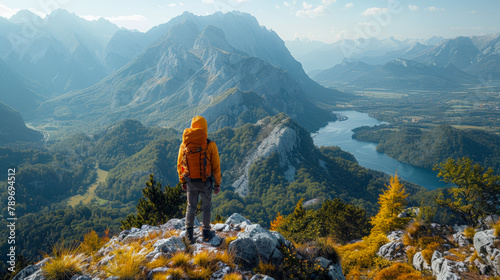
[228,236,259,269]
[413,252,431,271]
[153,236,186,254]
[225,213,251,226]
[474,230,495,256]
[13,258,51,280]
[213,223,230,232]
[237,224,282,263]
[377,241,405,260]
[431,251,467,280]
[452,232,470,247]
[328,262,346,280]
[386,230,404,242]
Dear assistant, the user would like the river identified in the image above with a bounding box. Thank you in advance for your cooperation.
[313,111,447,190]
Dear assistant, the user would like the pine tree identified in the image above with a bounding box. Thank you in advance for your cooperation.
[121,174,185,229]
[370,174,409,235]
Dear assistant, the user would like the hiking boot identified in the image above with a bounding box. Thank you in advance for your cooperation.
[202,229,215,242]
[186,227,195,244]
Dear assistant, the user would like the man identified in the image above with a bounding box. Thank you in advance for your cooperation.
[177,116,221,243]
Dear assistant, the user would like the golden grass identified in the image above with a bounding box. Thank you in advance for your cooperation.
[193,250,215,268]
[169,251,191,268]
[494,221,500,237]
[464,227,476,240]
[42,241,85,280]
[105,246,146,280]
[186,267,212,280]
[254,259,276,276]
[165,267,186,280]
[146,255,169,270]
[220,236,238,250]
[222,272,243,280]
[214,251,235,269]
[42,254,85,280]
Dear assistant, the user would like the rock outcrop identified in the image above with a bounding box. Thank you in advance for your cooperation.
[14,213,346,280]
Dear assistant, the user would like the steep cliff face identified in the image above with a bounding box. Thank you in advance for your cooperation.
[232,117,300,196]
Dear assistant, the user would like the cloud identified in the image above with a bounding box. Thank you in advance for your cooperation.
[283,1,290,7]
[322,0,336,5]
[296,3,327,18]
[302,2,313,10]
[426,6,445,12]
[202,0,214,3]
[408,5,419,11]
[234,0,251,2]
[471,10,478,14]
[0,4,20,18]
[361,7,388,16]
[345,3,354,9]
[106,15,148,22]
[168,3,177,7]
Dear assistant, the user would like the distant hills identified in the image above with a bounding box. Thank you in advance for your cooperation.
[311,34,500,90]
[285,36,444,73]
[313,59,478,90]
[0,101,43,144]
[37,11,343,132]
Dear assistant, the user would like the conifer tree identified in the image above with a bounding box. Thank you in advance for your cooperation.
[370,174,409,235]
[121,174,185,229]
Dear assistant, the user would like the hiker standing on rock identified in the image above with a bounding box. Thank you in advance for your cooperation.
[177,116,221,243]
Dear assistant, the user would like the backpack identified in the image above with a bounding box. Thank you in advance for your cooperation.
[180,127,212,182]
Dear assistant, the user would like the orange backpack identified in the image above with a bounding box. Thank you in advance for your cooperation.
[180,127,212,182]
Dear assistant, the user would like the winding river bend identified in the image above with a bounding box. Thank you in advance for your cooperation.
[313,111,447,190]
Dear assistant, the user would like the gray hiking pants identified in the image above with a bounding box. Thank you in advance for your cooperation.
[185,179,213,230]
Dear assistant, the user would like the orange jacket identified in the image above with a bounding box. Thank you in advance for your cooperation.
[177,116,221,186]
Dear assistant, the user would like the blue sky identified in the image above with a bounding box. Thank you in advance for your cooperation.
[0,0,499,43]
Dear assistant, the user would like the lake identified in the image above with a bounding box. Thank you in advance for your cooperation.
[313,111,447,190]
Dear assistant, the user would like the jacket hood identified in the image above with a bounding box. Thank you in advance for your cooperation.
[191,116,208,133]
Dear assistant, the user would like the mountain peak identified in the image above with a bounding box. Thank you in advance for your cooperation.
[9,10,43,23]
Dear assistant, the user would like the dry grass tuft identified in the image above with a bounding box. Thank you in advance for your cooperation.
[42,254,85,280]
[193,250,215,268]
[105,246,147,280]
[254,259,276,276]
[222,272,243,280]
[146,255,169,270]
[186,267,212,280]
[464,227,476,240]
[169,251,191,268]
[214,251,236,269]
[42,242,85,280]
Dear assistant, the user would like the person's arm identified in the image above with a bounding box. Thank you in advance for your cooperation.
[209,142,221,187]
[177,143,186,184]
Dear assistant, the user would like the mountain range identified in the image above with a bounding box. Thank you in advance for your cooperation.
[36,11,343,133]
[285,36,445,73]
[311,34,500,90]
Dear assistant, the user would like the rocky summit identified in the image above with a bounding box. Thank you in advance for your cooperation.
[12,213,345,280]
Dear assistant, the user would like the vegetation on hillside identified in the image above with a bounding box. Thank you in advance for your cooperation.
[353,124,500,173]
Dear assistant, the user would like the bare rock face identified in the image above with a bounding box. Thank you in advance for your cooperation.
[474,229,500,275]
[377,241,406,261]
[431,251,468,280]
[232,119,298,196]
